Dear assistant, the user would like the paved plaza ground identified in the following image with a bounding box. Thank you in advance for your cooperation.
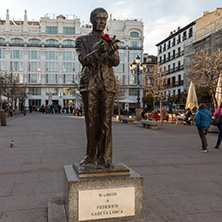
[1,113,222,222]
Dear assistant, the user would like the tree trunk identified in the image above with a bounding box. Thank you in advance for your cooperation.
[212,92,217,110]
[117,99,121,121]
[160,97,163,125]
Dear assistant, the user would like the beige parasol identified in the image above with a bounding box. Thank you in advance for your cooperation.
[215,75,222,107]
[185,81,198,110]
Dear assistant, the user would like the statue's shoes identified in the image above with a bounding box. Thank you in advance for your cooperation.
[103,161,114,169]
[80,158,94,165]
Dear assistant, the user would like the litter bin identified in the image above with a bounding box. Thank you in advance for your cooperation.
[0,110,6,126]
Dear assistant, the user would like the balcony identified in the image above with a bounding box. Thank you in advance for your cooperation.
[28,43,41,47]
[10,43,24,47]
[45,44,59,48]
[128,46,143,50]
[62,45,75,48]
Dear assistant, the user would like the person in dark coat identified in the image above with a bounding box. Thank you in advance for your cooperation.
[213,102,222,149]
[75,7,120,168]
[195,103,213,152]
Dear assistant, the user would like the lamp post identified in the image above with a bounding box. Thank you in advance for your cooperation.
[130,55,146,120]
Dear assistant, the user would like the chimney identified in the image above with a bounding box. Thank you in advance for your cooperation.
[178,27,180,31]
[202,11,210,16]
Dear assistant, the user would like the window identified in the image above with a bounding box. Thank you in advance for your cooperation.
[177,47,181,57]
[173,63,175,72]
[0,38,5,45]
[173,50,175,59]
[189,28,193,38]
[168,52,171,61]
[28,62,41,71]
[46,26,58,34]
[63,51,75,60]
[46,39,58,47]
[168,65,171,74]
[13,73,23,83]
[172,38,175,46]
[159,46,162,53]
[0,48,5,59]
[29,51,41,60]
[129,53,141,63]
[114,63,125,73]
[46,74,58,83]
[28,74,41,83]
[63,74,74,83]
[45,88,58,95]
[46,51,58,60]
[63,62,75,72]
[163,43,166,51]
[119,52,125,61]
[10,61,23,71]
[118,42,125,49]
[63,27,75,35]
[11,50,23,59]
[129,88,139,96]
[178,61,181,70]
[46,62,58,71]
[177,35,181,44]
[11,38,24,46]
[28,39,41,47]
[63,40,75,47]
[168,40,171,49]
[183,31,186,41]
[28,88,41,95]
[0,61,5,70]
[63,88,76,96]
[130,32,139,38]
[130,41,139,48]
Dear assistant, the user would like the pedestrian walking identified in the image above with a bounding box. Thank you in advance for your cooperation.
[213,102,222,149]
[195,103,213,152]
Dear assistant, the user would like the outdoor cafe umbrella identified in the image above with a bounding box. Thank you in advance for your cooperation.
[215,75,222,107]
[185,81,198,110]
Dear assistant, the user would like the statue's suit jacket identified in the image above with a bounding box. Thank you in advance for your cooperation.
[75,31,120,94]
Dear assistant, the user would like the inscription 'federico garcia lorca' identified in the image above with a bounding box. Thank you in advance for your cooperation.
[78,188,135,221]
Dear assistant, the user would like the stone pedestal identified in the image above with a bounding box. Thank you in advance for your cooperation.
[135,108,142,121]
[64,164,143,222]
[0,110,6,126]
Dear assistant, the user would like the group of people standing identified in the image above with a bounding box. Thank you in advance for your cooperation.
[195,103,222,152]
[29,104,82,115]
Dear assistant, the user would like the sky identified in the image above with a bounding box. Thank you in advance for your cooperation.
[0,0,221,55]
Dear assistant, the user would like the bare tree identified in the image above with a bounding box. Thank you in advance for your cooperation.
[16,84,27,111]
[115,75,126,121]
[143,64,168,124]
[188,48,222,110]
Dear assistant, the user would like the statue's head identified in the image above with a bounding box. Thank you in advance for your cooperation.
[90,7,108,32]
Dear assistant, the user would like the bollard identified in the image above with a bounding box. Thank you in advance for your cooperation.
[0,110,6,126]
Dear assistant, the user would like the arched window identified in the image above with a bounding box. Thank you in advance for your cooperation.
[45,39,58,47]
[0,38,6,46]
[130,32,139,38]
[11,38,24,46]
[63,40,75,48]
[28,39,41,47]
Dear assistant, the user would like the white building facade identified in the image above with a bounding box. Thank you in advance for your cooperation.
[156,22,196,99]
[0,10,144,111]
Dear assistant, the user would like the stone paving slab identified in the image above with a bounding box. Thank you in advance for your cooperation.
[0,113,222,221]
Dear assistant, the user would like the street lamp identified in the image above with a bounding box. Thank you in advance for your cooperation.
[130,55,145,109]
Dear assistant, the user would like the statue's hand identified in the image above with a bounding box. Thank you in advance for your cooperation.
[98,41,109,54]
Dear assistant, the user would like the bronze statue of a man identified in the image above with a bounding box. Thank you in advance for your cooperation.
[75,8,120,168]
